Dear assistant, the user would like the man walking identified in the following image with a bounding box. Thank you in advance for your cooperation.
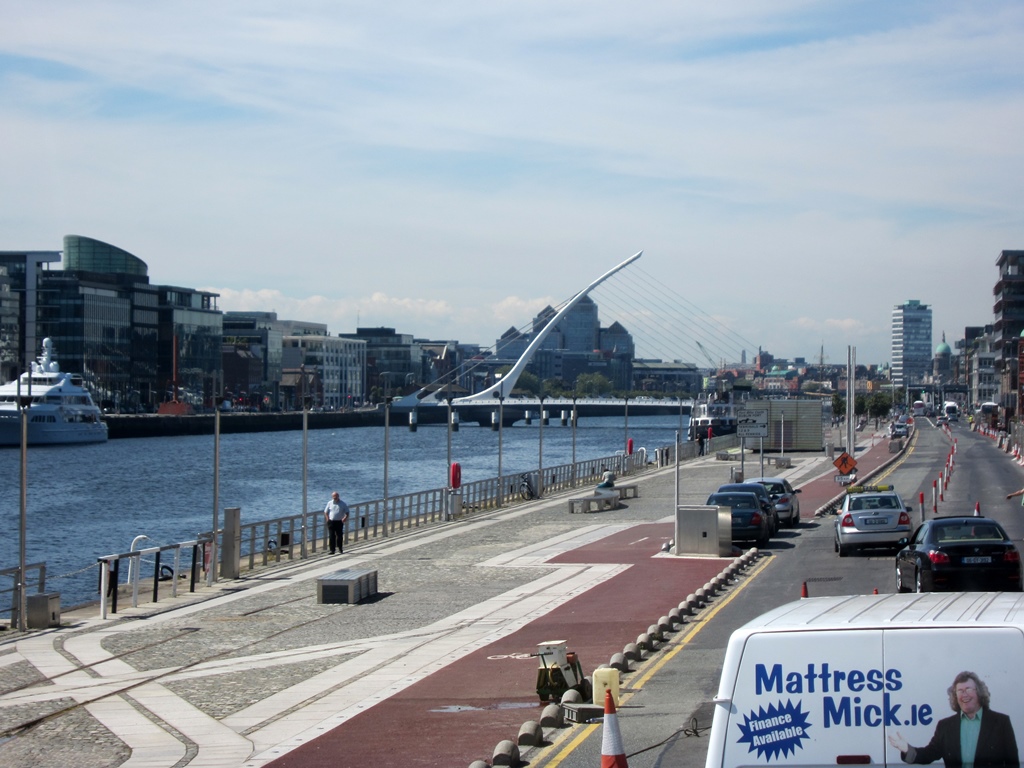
[324,491,350,554]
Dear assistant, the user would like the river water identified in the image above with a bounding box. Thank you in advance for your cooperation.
[0,414,688,609]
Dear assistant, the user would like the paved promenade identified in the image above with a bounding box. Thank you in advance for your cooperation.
[0,429,895,767]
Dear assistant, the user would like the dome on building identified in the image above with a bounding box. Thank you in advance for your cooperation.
[935,341,951,356]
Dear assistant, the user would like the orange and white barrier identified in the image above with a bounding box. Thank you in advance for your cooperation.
[600,688,629,768]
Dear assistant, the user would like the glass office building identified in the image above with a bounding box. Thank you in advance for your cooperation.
[891,300,933,389]
[33,236,220,411]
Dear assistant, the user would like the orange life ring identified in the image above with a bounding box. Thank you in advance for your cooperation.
[450,462,462,489]
[627,438,634,455]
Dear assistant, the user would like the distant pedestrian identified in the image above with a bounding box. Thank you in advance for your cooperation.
[324,491,350,554]
[597,466,616,488]
[697,432,706,456]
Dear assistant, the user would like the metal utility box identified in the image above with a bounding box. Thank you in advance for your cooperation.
[27,592,60,628]
[675,505,732,557]
[317,568,378,605]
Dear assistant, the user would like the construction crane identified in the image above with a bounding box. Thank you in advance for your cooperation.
[695,341,719,372]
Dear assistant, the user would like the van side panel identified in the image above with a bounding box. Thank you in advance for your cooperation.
[715,630,886,767]
[707,626,1024,768]
[881,628,1024,766]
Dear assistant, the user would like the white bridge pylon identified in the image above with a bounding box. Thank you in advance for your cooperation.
[410,251,643,410]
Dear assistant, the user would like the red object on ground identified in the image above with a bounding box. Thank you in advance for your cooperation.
[601,688,629,768]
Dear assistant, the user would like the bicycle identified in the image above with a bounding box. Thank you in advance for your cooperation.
[518,473,536,500]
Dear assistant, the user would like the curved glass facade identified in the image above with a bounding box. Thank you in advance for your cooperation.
[63,235,148,277]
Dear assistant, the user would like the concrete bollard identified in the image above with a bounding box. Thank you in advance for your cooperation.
[612,650,632,669]
[703,581,716,596]
[518,720,544,747]
[492,739,520,766]
[668,607,683,626]
[658,614,673,632]
[694,588,707,607]
[560,688,583,705]
[648,623,664,642]
[683,594,698,613]
[540,702,564,727]
[468,761,489,768]
[637,632,655,651]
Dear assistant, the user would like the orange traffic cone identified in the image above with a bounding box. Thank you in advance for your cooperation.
[801,581,808,598]
[600,688,629,768]
[974,502,981,517]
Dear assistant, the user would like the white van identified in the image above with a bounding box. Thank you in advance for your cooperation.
[705,593,1024,767]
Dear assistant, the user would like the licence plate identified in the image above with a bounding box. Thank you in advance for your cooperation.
[862,518,889,526]
[963,556,992,564]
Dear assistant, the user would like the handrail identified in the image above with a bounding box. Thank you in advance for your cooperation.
[91,435,740,619]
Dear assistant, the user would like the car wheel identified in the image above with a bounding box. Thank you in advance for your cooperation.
[915,569,926,593]
[896,564,909,593]
[837,539,848,558]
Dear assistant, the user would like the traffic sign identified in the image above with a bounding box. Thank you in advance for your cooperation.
[833,452,857,475]
[735,407,768,438]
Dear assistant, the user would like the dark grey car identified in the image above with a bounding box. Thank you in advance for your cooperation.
[716,482,778,536]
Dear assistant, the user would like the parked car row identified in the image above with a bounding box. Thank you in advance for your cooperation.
[705,476,802,549]
[832,484,1023,593]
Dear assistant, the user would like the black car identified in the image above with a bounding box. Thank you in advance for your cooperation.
[716,482,778,536]
[895,516,1023,593]
[706,491,771,548]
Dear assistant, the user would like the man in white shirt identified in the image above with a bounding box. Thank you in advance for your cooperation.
[324,491,350,554]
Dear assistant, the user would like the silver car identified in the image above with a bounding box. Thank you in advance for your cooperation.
[834,485,912,557]
[749,476,801,527]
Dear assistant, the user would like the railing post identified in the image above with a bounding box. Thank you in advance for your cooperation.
[222,507,241,579]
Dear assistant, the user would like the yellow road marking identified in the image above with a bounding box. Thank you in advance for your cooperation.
[540,553,775,766]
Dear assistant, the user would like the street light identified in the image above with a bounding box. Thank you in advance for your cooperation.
[16,374,31,632]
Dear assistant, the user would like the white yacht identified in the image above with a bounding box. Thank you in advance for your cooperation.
[0,338,108,446]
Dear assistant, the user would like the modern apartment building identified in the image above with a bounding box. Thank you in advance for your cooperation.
[0,250,60,383]
[994,250,1024,419]
[891,300,932,389]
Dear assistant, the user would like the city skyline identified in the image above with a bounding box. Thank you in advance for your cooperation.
[4,3,1021,363]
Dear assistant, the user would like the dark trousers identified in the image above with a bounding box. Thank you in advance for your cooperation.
[328,519,346,553]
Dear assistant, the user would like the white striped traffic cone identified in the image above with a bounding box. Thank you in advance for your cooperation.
[600,688,629,768]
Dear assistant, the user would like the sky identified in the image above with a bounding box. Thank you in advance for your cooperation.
[2,1,1022,366]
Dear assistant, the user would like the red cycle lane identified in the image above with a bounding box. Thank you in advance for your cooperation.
[267,524,730,768]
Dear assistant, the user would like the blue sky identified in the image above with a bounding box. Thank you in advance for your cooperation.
[2,1,1022,365]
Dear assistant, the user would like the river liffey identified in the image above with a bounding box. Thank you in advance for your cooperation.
[0,414,688,610]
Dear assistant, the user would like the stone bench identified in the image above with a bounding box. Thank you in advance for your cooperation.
[317,568,379,605]
[774,457,793,469]
[568,489,621,514]
[613,483,640,500]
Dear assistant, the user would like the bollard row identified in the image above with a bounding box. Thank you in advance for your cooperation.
[465,548,762,767]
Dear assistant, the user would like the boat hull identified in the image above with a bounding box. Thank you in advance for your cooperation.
[0,413,108,446]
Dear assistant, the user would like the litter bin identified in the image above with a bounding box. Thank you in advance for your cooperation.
[27,592,60,629]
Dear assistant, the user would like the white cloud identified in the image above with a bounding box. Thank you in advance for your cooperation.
[3,1,1022,364]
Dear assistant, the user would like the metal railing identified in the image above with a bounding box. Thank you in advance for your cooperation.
[89,435,737,618]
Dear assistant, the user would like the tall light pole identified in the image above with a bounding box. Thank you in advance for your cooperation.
[571,395,578,487]
[497,395,505,506]
[17,374,31,632]
[537,393,545,497]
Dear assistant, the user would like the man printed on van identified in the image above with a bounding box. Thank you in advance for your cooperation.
[888,671,1019,767]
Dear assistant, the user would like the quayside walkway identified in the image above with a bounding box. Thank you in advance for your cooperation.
[0,430,897,768]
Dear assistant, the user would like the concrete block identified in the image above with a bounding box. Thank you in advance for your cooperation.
[517,719,544,747]
[540,702,564,727]
[492,740,520,766]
